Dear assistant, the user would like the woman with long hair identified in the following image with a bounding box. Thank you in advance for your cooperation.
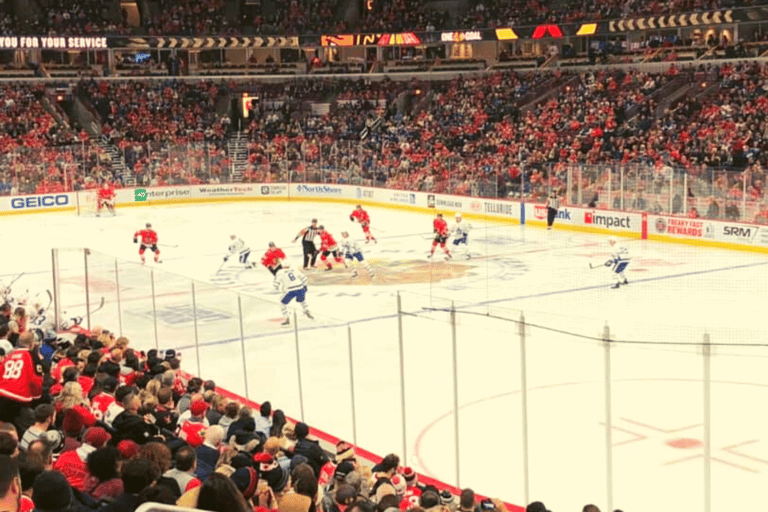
[270,409,287,438]
[54,381,96,429]
[196,473,252,512]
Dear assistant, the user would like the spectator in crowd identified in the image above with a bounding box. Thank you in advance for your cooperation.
[59,408,85,453]
[178,400,209,447]
[31,470,76,512]
[0,332,44,427]
[160,445,202,498]
[229,466,259,507]
[196,425,225,480]
[83,446,124,503]
[371,453,400,502]
[112,391,159,444]
[0,455,21,512]
[26,438,53,469]
[218,401,239,433]
[206,394,226,426]
[196,472,252,512]
[19,404,60,453]
[153,386,179,432]
[0,422,19,457]
[255,400,272,440]
[137,442,172,484]
[16,451,43,511]
[293,422,328,477]
[52,426,111,491]
[100,457,154,512]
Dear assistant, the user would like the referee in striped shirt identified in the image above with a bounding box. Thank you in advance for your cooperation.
[546,191,561,230]
[293,218,321,269]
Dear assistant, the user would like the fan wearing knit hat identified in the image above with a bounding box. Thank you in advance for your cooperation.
[52,426,111,491]
[178,400,209,448]
[32,470,74,512]
[254,452,290,493]
[231,466,259,502]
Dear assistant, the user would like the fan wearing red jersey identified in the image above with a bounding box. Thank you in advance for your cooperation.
[133,223,161,264]
[0,332,44,406]
[261,242,286,277]
[350,205,376,243]
[317,226,346,271]
[428,213,451,260]
[96,182,116,217]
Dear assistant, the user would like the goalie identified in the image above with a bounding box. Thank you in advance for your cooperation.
[96,182,116,217]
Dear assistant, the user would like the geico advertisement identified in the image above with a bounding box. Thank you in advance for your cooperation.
[3,193,72,210]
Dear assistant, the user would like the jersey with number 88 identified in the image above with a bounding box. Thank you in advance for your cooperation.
[0,350,44,403]
[3,359,23,379]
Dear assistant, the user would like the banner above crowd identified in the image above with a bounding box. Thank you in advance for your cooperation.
[0,5,763,50]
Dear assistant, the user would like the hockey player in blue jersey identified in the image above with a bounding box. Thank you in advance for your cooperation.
[224,235,255,268]
[340,231,374,278]
[274,266,314,325]
[606,236,630,288]
[450,213,472,259]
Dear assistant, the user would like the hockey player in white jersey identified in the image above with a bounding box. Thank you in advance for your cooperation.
[606,236,630,288]
[451,213,472,259]
[340,232,374,278]
[224,235,255,268]
[274,267,314,325]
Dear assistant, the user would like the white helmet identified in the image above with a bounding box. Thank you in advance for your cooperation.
[455,213,462,219]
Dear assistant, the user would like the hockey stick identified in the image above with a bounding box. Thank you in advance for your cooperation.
[589,262,603,269]
[44,290,53,312]
[215,258,227,275]
[7,272,24,288]
[157,243,179,248]
[90,297,106,314]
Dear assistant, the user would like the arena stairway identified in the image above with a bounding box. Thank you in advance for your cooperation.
[228,131,249,182]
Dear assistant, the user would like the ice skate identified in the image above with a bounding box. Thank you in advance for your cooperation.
[612,282,620,289]
[352,270,358,277]
[623,278,628,285]
[281,317,290,325]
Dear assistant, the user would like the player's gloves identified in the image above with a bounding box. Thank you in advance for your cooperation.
[604,260,612,267]
[133,238,137,244]
[223,256,229,262]
[350,216,355,222]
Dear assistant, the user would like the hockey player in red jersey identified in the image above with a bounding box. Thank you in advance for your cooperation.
[318,226,346,271]
[261,242,286,276]
[350,205,376,243]
[133,223,161,264]
[96,182,116,217]
[428,213,452,260]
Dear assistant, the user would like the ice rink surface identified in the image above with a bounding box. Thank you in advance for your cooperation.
[3,200,768,512]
